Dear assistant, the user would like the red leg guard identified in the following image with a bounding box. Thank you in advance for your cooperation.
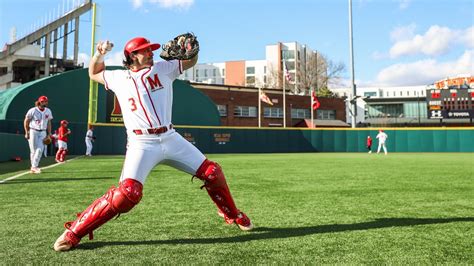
[55,149,62,161]
[195,159,240,219]
[60,149,67,162]
[63,178,143,247]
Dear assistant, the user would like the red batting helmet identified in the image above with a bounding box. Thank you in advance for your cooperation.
[38,95,48,102]
[60,120,68,125]
[124,37,161,57]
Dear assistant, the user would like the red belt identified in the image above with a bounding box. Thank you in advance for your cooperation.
[133,125,173,135]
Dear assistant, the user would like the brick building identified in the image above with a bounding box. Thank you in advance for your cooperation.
[192,83,348,128]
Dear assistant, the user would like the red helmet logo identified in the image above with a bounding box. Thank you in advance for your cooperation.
[38,95,48,102]
[124,37,161,57]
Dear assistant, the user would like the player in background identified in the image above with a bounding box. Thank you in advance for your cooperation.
[366,135,373,154]
[55,120,71,163]
[376,130,388,155]
[85,125,95,156]
[24,95,53,174]
[53,37,253,252]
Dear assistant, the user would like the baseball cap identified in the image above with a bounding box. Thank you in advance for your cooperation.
[60,120,68,125]
[124,37,161,57]
[38,95,48,102]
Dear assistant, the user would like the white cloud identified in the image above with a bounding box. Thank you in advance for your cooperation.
[130,0,143,9]
[131,0,194,10]
[373,50,474,86]
[105,51,125,66]
[78,52,90,66]
[389,25,473,58]
[76,51,124,67]
[390,23,416,42]
[397,0,411,10]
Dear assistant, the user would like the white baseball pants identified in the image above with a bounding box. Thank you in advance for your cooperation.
[28,129,46,168]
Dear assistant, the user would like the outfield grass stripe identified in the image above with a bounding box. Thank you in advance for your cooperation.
[0,156,83,184]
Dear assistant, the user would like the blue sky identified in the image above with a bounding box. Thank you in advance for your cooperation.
[1,0,473,87]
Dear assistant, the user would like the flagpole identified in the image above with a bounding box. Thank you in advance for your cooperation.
[283,62,287,128]
[310,88,314,128]
[258,87,261,128]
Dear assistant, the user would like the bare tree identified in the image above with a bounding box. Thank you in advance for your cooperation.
[296,52,345,97]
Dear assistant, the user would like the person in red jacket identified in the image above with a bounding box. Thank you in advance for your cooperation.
[367,135,373,154]
[56,120,71,163]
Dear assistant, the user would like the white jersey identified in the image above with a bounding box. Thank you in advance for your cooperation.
[25,107,53,130]
[85,129,94,140]
[103,60,182,135]
[376,132,388,143]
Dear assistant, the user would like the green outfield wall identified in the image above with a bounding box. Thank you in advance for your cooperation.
[0,126,472,162]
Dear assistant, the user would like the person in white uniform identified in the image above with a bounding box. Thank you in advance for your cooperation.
[54,37,253,252]
[85,125,95,156]
[376,129,388,155]
[24,96,53,174]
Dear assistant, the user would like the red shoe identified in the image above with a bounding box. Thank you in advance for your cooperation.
[217,209,254,231]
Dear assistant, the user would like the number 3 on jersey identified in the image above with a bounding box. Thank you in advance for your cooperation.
[128,97,137,111]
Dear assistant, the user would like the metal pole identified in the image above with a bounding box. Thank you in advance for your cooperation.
[258,87,261,128]
[417,91,421,124]
[349,0,356,128]
[283,63,287,128]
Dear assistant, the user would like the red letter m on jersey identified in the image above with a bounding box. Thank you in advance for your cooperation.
[147,74,163,91]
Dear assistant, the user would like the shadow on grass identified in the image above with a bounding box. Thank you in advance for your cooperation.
[77,217,473,250]
[1,176,114,185]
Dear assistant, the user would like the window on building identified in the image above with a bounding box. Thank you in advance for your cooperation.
[246,76,255,85]
[264,107,284,118]
[393,91,396,96]
[264,66,266,74]
[400,91,403,96]
[264,75,267,84]
[222,69,225,76]
[246,67,255,74]
[366,104,403,118]
[291,108,310,119]
[364,91,377,97]
[184,71,188,78]
[217,105,227,117]
[195,69,199,77]
[213,69,217,76]
[407,91,410,96]
[317,110,336,120]
[234,106,257,117]
[282,50,295,60]
[204,69,208,77]
[386,92,389,97]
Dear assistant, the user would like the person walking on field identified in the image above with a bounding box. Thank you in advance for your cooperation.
[85,125,95,156]
[24,96,53,174]
[376,130,388,155]
[366,135,373,153]
[53,36,253,252]
[56,120,71,163]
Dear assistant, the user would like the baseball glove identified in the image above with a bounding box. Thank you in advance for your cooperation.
[160,33,199,60]
[43,136,52,145]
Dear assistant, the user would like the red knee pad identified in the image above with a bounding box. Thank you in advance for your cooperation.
[113,178,143,213]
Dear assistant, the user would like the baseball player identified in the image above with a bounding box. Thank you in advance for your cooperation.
[24,95,53,174]
[376,130,388,155]
[53,37,253,252]
[366,135,372,153]
[85,125,95,156]
[55,120,71,163]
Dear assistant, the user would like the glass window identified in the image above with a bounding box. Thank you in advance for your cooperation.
[291,108,310,119]
[217,105,227,117]
[234,106,257,117]
[366,104,403,118]
[264,107,284,118]
[213,69,217,76]
[364,91,377,97]
[222,69,225,76]
[246,67,255,74]
[282,50,295,60]
[264,66,266,74]
[195,69,199,77]
[204,69,208,77]
[284,61,295,70]
[246,76,255,85]
[317,110,336,120]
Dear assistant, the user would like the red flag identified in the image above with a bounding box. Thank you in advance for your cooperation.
[260,91,273,105]
[312,91,320,110]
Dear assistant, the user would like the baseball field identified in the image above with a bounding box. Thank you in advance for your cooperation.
[0,153,472,264]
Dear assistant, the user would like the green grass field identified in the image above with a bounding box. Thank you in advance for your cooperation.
[0,153,473,264]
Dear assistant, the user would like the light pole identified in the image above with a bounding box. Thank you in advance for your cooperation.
[348,0,357,128]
